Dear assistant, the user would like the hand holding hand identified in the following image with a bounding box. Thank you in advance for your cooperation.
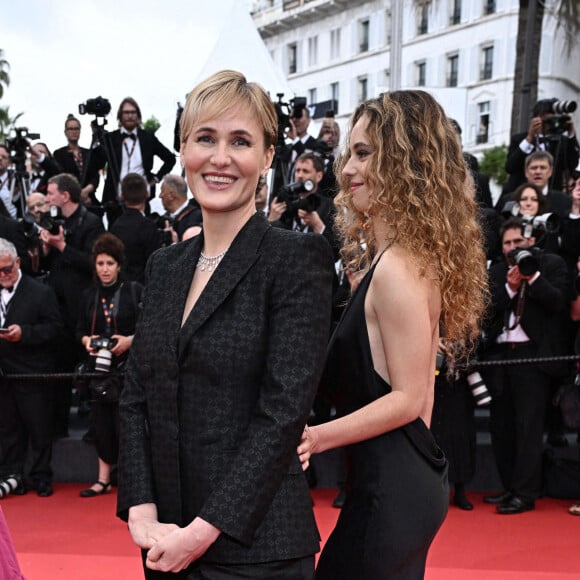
[146,517,220,573]
[128,504,179,550]
[297,425,319,471]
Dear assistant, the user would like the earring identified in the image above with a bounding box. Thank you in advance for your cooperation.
[362,213,371,230]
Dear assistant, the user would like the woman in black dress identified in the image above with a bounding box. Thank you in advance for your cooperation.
[298,91,488,579]
[77,233,142,497]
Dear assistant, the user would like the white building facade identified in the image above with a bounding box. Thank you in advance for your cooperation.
[251,0,580,155]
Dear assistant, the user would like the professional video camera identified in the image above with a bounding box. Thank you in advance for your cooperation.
[275,179,319,213]
[5,127,41,169]
[272,94,307,141]
[507,246,541,276]
[78,96,111,117]
[520,213,560,239]
[542,99,577,139]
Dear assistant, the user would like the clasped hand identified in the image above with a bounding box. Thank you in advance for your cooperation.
[297,425,319,471]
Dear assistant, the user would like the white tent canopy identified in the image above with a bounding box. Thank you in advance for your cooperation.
[193,0,293,100]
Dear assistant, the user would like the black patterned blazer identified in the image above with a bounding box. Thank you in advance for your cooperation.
[117,213,334,565]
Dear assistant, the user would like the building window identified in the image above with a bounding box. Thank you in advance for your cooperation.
[358,76,368,103]
[483,0,496,15]
[385,10,392,45]
[447,54,458,87]
[287,42,297,75]
[417,4,429,35]
[308,88,317,106]
[331,82,339,112]
[480,45,493,80]
[330,28,341,60]
[308,36,318,67]
[359,19,370,53]
[449,0,461,25]
[476,101,490,144]
[416,61,426,87]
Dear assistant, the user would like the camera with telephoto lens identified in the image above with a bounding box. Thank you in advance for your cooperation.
[78,96,111,117]
[507,246,540,276]
[542,100,577,139]
[520,213,560,240]
[37,205,65,236]
[275,180,320,213]
[90,337,118,373]
[467,371,492,407]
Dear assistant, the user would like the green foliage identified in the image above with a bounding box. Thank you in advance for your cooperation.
[0,49,10,100]
[143,116,161,134]
[0,107,23,143]
[479,145,508,186]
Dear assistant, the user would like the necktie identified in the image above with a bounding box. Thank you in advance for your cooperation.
[123,133,136,141]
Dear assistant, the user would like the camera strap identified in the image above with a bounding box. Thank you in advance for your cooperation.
[505,282,527,331]
[90,284,123,336]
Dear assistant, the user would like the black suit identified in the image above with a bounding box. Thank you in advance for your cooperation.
[484,250,568,501]
[98,128,176,206]
[109,208,161,284]
[273,193,340,260]
[504,131,580,194]
[172,198,203,241]
[0,274,63,483]
[118,214,334,569]
[53,146,100,205]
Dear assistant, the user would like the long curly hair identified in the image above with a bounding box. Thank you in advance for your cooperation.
[334,90,488,363]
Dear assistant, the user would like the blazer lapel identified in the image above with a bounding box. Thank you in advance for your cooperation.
[177,214,270,359]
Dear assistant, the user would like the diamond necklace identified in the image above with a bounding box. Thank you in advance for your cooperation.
[196,247,229,272]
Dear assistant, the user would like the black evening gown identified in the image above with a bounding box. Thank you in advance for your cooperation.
[316,258,449,580]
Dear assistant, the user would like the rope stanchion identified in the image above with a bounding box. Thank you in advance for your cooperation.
[469,354,580,368]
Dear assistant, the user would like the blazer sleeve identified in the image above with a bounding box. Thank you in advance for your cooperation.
[198,234,334,545]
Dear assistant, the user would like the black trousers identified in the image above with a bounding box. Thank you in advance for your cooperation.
[141,553,315,580]
[488,342,551,501]
[0,380,53,482]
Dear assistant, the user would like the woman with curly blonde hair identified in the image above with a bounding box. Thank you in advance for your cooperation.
[298,91,488,579]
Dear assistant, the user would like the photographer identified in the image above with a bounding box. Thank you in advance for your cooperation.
[269,152,339,259]
[109,173,161,284]
[77,233,142,498]
[482,217,568,514]
[0,144,16,218]
[158,174,202,241]
[40,173,105,437]
[93,97,176,225]
[504,98,579,194]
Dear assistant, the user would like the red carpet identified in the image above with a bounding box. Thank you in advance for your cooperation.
[2,486,579,579]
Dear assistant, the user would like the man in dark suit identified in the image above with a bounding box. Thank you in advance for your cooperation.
[496,151,572,218]
[109,173,161,284]
[504,98,579,194]
[96,97,176,224]
[0,238,63,497]
[482,218,568,514]
[117,214,334,574]
[269,152,339,260]
[158,174,202,241]
[40,173,105,436]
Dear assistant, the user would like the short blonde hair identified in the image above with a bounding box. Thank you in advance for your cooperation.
[180,70,277,150]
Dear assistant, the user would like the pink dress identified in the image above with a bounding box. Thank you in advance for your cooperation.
[0,507,26,580]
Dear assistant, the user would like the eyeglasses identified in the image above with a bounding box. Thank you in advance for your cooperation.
[0,262,15,276]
